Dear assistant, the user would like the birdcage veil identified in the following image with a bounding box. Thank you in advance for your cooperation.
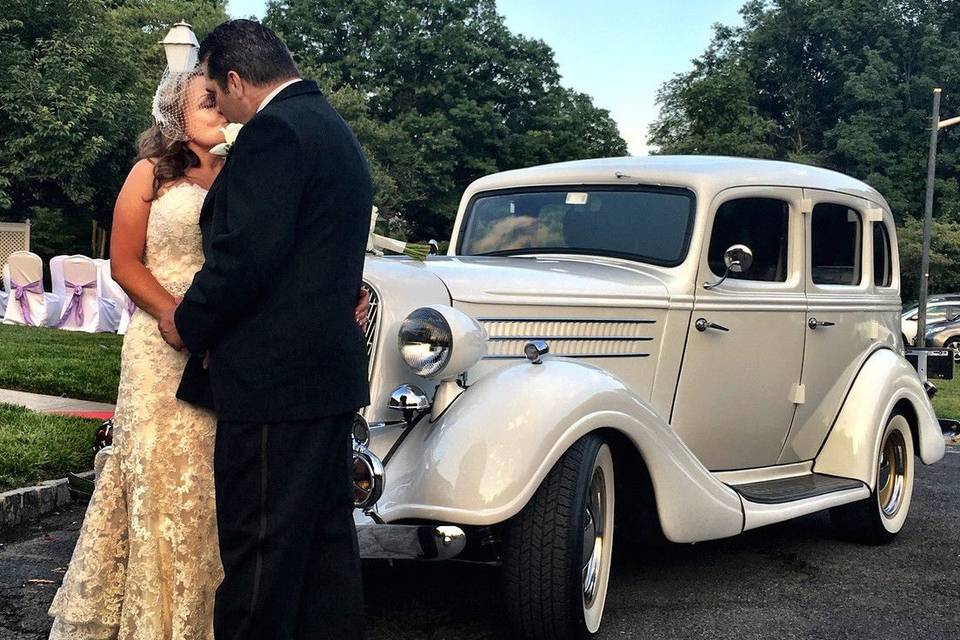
[151,21,201,141]
[151,66,202,141]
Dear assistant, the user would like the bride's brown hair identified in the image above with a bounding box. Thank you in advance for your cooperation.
[135,126,200,201]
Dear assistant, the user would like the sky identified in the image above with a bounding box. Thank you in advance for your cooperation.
[227,0,746,155]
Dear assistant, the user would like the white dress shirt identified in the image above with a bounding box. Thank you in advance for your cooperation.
[257,78,303,113]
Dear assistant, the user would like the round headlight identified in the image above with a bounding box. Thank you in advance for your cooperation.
[398,307,453,377]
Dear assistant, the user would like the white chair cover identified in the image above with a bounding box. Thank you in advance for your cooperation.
[0,264,8,314]
[95,258,136,334]
[56,255,120,333]
[49,255,67,299]
[2,251,63,327]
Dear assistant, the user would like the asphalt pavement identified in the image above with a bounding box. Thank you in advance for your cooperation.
[2,443,958,640]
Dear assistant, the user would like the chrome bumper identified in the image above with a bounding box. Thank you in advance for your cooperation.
[356,523,466,561]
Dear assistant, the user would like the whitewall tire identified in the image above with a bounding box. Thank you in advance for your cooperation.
[830,413,914,543]
[502,434,615,640]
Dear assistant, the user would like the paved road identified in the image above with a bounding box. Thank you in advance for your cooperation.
[2,444,958,640]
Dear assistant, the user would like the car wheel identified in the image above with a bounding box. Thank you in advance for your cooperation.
[829,414,914,544]
[946,337,960,363]
[502,434,615,640]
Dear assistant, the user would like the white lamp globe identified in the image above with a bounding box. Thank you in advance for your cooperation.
[160,21,199,72]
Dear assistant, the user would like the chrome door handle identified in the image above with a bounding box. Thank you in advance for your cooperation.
[695,318,729,333]
[808,317,836,330]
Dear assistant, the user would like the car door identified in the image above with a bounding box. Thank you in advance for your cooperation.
[671,187,806,470]
[778,191,882,463]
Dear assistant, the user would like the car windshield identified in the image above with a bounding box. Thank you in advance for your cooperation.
[458,187,696,266]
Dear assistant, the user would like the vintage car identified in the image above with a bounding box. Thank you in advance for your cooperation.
[352,156,945,640]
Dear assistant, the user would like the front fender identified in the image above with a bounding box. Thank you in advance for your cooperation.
[376,358,744,543]
[814,348,944,488]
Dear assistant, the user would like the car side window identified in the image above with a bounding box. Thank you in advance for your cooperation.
[873,222,892,287]
[708,198,789,282]
[812,203,862,286]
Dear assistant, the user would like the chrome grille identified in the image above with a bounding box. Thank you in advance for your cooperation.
[361,282,381,379]
[479,317,655,359]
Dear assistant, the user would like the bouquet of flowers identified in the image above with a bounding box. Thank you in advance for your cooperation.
[367,207,431,261]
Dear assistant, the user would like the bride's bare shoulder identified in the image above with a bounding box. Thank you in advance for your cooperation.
[123,159,157,193]
[115,159,158,217]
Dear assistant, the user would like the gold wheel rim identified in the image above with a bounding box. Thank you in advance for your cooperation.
[877,429,907,518]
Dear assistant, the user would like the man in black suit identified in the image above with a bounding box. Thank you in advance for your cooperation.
[157,20,371,640]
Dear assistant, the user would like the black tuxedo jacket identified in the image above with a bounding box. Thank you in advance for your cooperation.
[175,80,372,422]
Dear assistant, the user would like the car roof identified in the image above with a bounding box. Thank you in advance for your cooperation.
[465,155,890,210]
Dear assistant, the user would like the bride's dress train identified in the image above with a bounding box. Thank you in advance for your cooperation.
[48,183,224,639]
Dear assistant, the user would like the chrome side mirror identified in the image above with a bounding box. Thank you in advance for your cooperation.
[428,239,440,255]
[704,244,753,290]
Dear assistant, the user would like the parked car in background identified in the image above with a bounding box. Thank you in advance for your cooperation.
[351,156,945,640]
[902,297,960,345]
[924,314,960,362]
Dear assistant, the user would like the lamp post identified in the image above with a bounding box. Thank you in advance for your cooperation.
[160,21,199,72]
[915,88,959,380]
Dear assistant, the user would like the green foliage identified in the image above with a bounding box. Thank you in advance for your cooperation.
[897,217,960,302]
[266,0,627,238]
[0,0,228,260]
[650,0,960,296]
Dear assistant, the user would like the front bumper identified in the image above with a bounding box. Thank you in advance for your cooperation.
[357,523,466,561]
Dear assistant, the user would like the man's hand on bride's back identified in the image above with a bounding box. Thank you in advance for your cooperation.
[355,288,370,332]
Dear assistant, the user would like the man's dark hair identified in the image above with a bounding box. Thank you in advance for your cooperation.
[199,19,299,90]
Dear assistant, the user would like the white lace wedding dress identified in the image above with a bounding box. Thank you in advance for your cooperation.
[48,183,224,639]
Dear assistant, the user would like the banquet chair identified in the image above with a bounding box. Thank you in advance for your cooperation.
[2,251,63,326]
[56,255,120,333]
[94,258,136,334]
[49,255,67,299]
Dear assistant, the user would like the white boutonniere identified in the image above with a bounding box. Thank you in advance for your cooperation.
[210,122,243,156]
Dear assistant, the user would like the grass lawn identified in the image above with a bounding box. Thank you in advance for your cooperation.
[932,375,960,420]
[0,324,122,403]
[0,403,99,492]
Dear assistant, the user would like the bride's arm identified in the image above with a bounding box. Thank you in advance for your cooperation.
[109,160,179,319]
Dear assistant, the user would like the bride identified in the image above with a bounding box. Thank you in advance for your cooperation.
[47,67,369,638]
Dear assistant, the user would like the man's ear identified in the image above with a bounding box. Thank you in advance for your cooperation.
[226,70,243,97]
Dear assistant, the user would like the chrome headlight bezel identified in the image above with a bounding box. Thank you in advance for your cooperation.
[397,305,488,380]
[397,307,454,378]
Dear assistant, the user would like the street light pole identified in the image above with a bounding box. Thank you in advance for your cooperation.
[916,88,941,352]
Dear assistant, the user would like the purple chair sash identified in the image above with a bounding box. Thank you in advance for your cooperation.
[11,279,43,327]
[58,280,97,328]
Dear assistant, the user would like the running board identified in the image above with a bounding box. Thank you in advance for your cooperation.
[729,473,870,532]
[732,473,865,504]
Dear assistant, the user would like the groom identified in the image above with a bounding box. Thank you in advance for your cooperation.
[158,20,371,639]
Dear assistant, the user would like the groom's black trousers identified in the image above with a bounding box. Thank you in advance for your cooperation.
[213,412,364,640]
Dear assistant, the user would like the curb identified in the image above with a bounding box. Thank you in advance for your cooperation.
[0,471,94,531]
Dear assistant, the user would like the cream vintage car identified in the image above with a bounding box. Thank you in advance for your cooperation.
[351,156,946,640]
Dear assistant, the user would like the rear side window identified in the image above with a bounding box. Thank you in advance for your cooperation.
[812,203,862,286]
[873,223,892,287]
[708,198,789,282]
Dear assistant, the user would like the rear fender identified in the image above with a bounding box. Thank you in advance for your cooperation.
[814,348,944,488]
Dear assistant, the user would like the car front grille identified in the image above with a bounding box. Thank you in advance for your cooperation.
[361,282,381,380]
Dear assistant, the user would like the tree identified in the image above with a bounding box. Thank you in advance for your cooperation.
[266,0,627,239]
[0,0,228,259]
